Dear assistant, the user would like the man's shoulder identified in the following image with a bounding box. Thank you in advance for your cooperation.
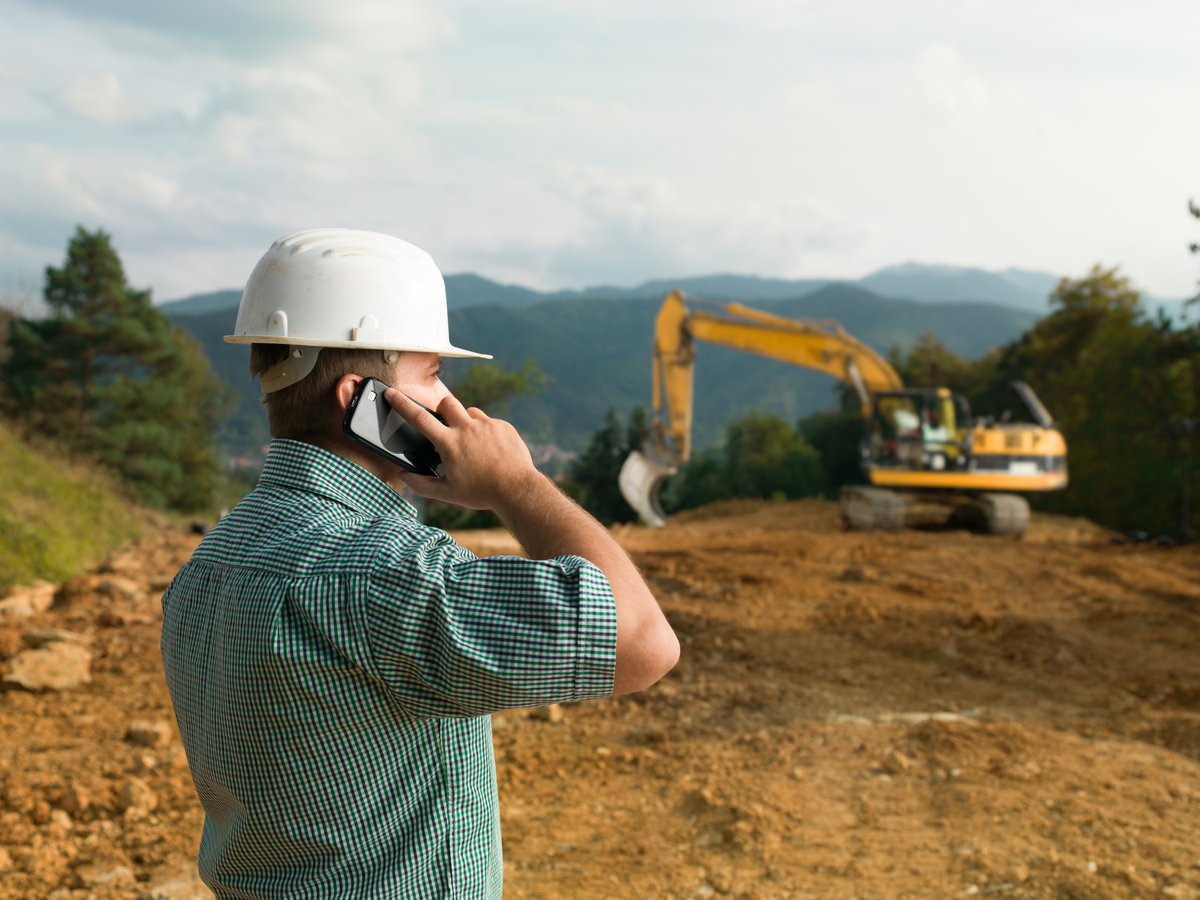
[192,486,435,578]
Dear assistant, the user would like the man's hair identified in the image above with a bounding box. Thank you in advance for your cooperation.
[249,344,395,439]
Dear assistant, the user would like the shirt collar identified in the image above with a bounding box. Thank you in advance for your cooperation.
[257,439,418,519]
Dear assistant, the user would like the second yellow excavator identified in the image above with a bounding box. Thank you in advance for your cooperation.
[618,291,1068,537]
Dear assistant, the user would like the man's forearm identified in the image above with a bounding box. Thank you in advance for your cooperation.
[493,472,679,694]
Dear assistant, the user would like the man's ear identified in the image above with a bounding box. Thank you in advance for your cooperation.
[334,374,366,414]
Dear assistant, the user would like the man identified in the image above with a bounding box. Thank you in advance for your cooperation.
[161,228,679,898]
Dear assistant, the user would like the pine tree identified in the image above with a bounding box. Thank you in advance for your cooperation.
[566,408,648,524]
[3,226,230,511]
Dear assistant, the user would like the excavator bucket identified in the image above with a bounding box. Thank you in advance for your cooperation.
[618,450,677,527]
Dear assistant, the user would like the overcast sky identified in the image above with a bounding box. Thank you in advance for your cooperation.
[2,0,1197,307]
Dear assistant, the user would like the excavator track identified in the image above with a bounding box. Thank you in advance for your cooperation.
[975,493,1030,537]
[947,493,1031,536]
[839,486,908,532]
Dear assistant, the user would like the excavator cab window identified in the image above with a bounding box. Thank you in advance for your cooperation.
[870,394,924,468]
[871,391,970,471]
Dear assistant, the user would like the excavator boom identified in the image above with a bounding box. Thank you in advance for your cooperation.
[622,291,902,524]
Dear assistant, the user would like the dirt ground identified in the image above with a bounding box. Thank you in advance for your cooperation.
[1,499,1198,899]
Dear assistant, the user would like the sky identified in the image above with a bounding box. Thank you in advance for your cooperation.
[1,0,1198,309]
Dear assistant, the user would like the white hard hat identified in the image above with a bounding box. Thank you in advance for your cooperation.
[226,228,490,392]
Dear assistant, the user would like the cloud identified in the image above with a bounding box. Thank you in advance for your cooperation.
[3,0,1200,304]
[913,44,990,123]
[440,164,872,289]
[21,0,454,59]
[62,71,130,122]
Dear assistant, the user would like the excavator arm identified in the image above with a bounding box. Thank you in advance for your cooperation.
[620,291,903,525]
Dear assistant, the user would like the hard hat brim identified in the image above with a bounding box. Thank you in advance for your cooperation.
[223,334,492,360]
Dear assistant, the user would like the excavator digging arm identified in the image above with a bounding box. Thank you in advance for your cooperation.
[619,291,903,526]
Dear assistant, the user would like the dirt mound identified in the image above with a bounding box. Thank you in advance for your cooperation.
[2,501,1198,898]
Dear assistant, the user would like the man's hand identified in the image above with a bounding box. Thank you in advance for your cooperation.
[384,389,539,511]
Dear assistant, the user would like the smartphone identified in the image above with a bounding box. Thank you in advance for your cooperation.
[343,377,444,477]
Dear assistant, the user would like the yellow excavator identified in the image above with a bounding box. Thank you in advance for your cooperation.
[618,291,1068,537]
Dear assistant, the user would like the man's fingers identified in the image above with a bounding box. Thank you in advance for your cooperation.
[433,392,473,426]
[385,389,450,438]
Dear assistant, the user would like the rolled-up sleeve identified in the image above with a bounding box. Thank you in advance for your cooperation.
[364,527,617,718]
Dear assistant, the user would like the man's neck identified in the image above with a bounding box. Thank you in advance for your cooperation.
[302,434,407,493]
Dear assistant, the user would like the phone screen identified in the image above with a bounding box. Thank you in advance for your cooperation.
[343,378,443,477]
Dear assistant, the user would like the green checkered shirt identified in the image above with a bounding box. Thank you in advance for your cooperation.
[161,440,617,898]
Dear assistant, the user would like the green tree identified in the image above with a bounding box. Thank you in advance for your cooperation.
[894,331,991,396]
[2,226,230,511]
[665,412,828,514]
[797,409,865,496]
[663,451,728,511]
[722,412,826,500]
[1189,198,1199,301]
[450,359,548,412]
[564,408,648,524]
[976,266,1198,536]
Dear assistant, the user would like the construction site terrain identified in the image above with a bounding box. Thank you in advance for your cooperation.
[1,499,1198,899]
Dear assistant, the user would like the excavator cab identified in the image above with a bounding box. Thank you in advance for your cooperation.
[869,388,971,473]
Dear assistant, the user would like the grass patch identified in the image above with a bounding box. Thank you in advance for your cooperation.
[0,422,161,592]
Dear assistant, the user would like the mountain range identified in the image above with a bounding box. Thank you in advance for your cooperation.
[158,261,1188,318]
[164,263,1089,462]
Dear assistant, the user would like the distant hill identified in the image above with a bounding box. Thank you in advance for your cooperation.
[859,263,1056,312]
[156,265,1058,317]
[157,289,240,316]
[157,262,1187,319]
[549,274,833,303]
[167,282,1040,461]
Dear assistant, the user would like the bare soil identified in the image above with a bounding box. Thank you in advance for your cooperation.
[1,499,1198,899]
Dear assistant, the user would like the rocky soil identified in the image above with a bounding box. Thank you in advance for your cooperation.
[1,499,1198,899]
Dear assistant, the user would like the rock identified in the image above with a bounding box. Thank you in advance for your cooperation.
[130,753,159,774]
[144,866,212,899]
[126,720,173,748]
[96,609,126,628]
[60,782,91,816]
[75,863,136,891]
[55,574,144,610]
[1053,646,1079,668]
[119,778,157,816]
[45,808,72,839]
[1162,885,1199,900]
[0,845,12,872]
[21,628,88,649]
[0,580,57,618]
[149,575,175,592]
[883,750,911,774]
[653,681,680,699]
[16,841,69,881]
[627,724,668,745]
[530,704,564,723]
[4,641,92,692]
